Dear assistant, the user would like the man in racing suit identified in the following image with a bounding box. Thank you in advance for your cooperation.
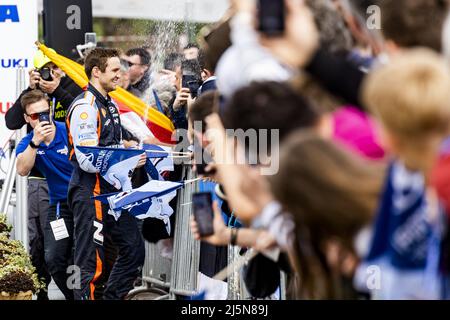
[66,48,145,300]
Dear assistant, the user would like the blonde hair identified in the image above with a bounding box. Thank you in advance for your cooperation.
[362,48,450,172]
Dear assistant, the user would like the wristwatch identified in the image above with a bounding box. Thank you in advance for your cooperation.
[230,228,238,246]
[29,140,39,149]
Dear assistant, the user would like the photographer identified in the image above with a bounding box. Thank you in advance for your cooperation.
[5,49,83,130]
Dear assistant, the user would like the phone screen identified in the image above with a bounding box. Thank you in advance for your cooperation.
[258,0,285,36]
[192,192,214,236]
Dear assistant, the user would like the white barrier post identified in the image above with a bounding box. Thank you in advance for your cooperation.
[14,67,29,251]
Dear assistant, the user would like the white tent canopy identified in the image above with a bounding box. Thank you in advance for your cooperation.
[38,0,229,23]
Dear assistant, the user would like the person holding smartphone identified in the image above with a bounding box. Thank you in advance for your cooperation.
[15,90,75,300]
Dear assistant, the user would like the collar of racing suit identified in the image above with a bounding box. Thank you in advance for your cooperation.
[87,83,111,107]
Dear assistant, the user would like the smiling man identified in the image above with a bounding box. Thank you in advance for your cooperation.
[66,48,145,300]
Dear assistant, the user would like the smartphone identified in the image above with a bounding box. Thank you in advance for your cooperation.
[257,0,285,36]
[181,59,201,88]
[182,74,197,90]
[192,192,214,237]
[38,112,51,125]
[187,80,201,98]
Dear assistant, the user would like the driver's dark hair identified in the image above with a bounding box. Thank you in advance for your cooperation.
[84,48,120,79]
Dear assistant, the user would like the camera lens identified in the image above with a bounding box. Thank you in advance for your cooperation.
[39,68,52,81]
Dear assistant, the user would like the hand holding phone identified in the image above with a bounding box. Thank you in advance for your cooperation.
[192,192,214,237]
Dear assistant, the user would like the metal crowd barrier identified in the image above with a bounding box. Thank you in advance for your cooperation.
[127,164,286,300]
[227,244,250,300]
[0,150,17,214]
[127,164,200,300]
[227,245,287,300]
[0,67,28,250]
[168,164,200,298]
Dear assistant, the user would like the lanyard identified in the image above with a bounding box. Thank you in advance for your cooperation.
[52,97,56,120]
[56,201,61,220]
[228,211,238,228]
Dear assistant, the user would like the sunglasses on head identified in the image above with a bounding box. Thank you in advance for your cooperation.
[26,110,50,121]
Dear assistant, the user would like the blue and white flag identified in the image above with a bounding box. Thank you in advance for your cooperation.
[143,144,174,175]
[144,158,161,181]
[77,146,144,191]
[93,180,184,231]
[354,160,444,299]
[127,191,177,234]
[143,144,170,158]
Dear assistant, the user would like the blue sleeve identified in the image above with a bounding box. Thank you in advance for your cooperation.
[16,133,33,157]
[56,122,69,145]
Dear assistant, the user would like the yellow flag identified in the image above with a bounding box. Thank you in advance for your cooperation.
[35,42,175,132]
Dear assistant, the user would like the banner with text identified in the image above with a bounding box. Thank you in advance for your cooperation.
[0,0,38,179]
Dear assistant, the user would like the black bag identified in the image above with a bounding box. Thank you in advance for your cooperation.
[141,214,176,243]
[243,253,280,298]
[243,252,291,298]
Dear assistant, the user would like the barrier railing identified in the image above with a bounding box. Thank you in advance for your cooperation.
[127,164,200,300]
[0,67,28,250]
[168,164,200,298]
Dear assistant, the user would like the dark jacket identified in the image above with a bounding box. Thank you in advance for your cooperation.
[198,77,217,96]
[5,76,83,130]
[127,71,151,99]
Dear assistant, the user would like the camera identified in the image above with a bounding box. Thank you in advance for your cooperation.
[39,67,53,81]
[258,0,285,36]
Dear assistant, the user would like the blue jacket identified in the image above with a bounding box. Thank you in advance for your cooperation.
[16,122,73,204]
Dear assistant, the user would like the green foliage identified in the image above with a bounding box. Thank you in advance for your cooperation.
[0,232,44,294]
[0,214,12,236]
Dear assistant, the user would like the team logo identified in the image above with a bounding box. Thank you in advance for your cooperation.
[80,112,88,120]
[57,146,69,156]
[85,153,94,163]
